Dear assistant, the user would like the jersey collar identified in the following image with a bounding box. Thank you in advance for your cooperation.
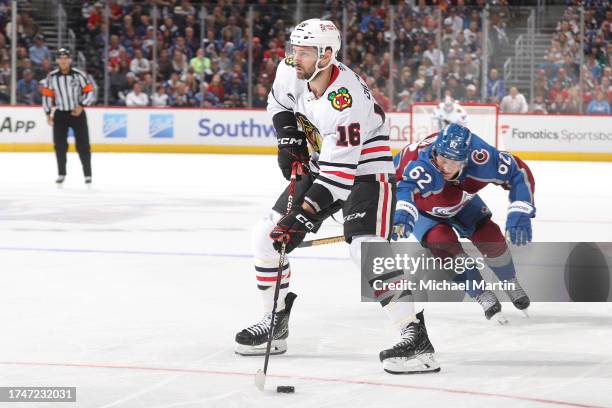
[306,64,340,100]
[324,64,340,93]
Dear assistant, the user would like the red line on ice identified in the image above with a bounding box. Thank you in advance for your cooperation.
[0,361,603,408]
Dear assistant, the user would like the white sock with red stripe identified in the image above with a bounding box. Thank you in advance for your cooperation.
[252,211,292,312]
[255,261,291,312]
[350,235,417,330]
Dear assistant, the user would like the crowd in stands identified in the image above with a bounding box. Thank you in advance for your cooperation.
[516,0,611,114]
[0,0,55,105]
[0,0,609,115]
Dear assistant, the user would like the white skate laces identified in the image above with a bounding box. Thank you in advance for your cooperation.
[396,323,418,348]
[245,313,275,336]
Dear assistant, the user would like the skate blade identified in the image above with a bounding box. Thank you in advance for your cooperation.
[491,312,509,325]
[383,353,441,374]
[235,339,287,356]
[521,309,530,318]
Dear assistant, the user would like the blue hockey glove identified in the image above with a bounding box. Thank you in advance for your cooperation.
[391,201,418,241]
[505,201,535,246]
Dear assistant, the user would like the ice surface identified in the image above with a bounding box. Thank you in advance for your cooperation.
[0,152,611,408]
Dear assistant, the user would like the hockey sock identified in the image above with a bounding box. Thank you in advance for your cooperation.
[471,218,517,281]
[252,212,291,312]
[351,235,417,330]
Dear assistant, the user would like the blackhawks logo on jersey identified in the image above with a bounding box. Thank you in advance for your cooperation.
[295,112,322,153]
[328,87,352,111]
[284,57,295,67]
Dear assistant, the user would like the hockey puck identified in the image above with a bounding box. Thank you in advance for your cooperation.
[276,386,295,393]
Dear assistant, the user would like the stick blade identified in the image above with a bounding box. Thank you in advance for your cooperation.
[255,369,266,391]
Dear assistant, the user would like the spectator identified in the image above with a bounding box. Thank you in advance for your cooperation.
[194,83,220,107]
[251,83,268,108]
[463,53,480,79]
[464,84,479,103]
[118,72,138,104]
[182,67,200,94]
[490,13,509,61]
[151,85,169,107]
[585,53,603,81]
[169,81,193,107]
[130,49,150,76]
[443,76,465,101]
[556,67,574,89]
[548,93,568,114]
[125,82,149,107]
[0,60,10,104]
[587,90,611,114]
[160,16,179,41]
[500,87,529,113]
[423,42,444,67]
[565,86,582,114]
[86,2,103,32]
[396,90,412,112]
[486,68,505,103]
[190,48,211,78]
[16,69,38,104]
[171,49,188,75]
[141,73,154,96]
[171,36,194,61]
[207,74,225,103]
[34,58,52,80]
[156,49,173,81]
[0,33,10,63]
[530,94,548,114]
[184,27,200,56]
[28,34,50,66]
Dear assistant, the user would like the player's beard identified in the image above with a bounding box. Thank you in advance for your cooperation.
[296,64,315,80]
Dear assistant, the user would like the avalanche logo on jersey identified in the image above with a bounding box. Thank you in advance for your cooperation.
[295,112,322,153]
[471,149,490,164]
[430,191,476,217]
[328,87,352,111]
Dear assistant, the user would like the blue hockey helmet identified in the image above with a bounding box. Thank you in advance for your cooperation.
[433,124,472,162]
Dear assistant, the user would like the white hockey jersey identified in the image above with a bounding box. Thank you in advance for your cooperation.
[267,58,394,202]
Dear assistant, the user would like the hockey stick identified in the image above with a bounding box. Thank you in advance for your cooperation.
[299,225,406,248]
[298,235,345,248]
[255,162,301,391]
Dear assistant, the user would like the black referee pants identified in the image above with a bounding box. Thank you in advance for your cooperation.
[53,110,91,177]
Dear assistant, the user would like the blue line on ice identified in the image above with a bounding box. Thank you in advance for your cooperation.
[0,246,349,261]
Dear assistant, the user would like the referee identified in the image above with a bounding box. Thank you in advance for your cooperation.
[42,48,95,185]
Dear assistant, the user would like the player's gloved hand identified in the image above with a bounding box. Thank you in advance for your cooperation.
[391,201,418,241]
[505,201,535,246]
[270,208,317,253]
[277,127,309,180]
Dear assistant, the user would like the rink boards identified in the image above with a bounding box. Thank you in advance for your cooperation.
[0,106,610,161]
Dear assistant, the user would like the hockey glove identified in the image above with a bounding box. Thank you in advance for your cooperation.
[270,209,317,253]
[505,201,535,246]
[277,127,309,180]
[391,201,418,241]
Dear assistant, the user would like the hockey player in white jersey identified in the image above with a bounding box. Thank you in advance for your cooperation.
[433,96,468,129]
[234,19,440,374]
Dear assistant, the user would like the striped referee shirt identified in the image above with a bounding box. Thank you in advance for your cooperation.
[42,68,94,114]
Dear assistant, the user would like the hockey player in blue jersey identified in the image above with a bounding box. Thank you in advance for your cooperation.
[393,124,534,322]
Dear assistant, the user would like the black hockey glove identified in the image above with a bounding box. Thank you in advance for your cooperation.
[277,127,309,180]
[270,208,317,254]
